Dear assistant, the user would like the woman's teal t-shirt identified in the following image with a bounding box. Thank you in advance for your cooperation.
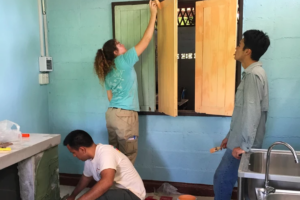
[104,48,139,111]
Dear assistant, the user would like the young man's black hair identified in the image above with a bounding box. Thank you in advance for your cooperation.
[63,130,93,150]
[243,30,270,61]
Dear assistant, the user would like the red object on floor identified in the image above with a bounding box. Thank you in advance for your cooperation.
[160,197,173,200]
[145,197,156,200]
[145,196,173,200]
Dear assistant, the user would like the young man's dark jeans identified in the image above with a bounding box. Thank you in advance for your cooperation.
[213,149,241,200]
[96,189,140,200]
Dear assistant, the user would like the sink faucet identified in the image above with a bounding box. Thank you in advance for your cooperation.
[264,141,299,195]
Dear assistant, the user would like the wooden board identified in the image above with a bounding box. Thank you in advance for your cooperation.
[115,4,156,112]
[157,0,178,117]
[195,0,237,116]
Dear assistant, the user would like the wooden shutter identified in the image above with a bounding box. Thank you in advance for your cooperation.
[195,0,237,116]
[115,4,156,112]
[157,0,178,117]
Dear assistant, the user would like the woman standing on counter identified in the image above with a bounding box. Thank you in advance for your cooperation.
[93,0,157,164]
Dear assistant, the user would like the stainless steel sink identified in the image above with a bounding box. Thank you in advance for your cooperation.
[256,188,300,200]
[238,148,300,200]
[239,149,300,183]
[249,151,300,176]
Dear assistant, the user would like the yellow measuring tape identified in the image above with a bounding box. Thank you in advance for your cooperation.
[0,147,11,151]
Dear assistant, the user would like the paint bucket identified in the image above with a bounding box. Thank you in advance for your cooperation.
[177,195,197,200]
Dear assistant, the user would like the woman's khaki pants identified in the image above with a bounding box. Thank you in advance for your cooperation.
[105,108,139,164]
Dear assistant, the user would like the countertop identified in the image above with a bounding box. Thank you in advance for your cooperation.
[0,133,61,170]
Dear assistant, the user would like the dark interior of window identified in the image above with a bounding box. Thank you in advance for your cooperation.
[177,3,196,111]
[155,2,196,111]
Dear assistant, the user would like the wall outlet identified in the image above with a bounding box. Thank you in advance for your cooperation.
[39,73,49,85]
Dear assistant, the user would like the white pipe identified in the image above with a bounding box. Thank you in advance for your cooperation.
[42,0,49,57]
[43,13,49,57]
[38,0,45,56]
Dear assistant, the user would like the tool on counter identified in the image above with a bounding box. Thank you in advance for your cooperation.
[0,147,11,151]
[22,133,30,137]
[210,146,221,153]
[0,142,12,148]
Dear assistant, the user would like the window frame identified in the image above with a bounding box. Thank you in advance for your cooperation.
[112,1,149,39]
[111,0,244,117]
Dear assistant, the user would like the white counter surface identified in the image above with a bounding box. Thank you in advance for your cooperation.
[0,133,61,170]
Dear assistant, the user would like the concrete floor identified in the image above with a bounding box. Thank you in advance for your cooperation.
[60,185,215,200]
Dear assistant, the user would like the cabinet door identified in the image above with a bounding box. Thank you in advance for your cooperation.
[195,0,237,116]
[157,0,178,117]
[115,4,156,112]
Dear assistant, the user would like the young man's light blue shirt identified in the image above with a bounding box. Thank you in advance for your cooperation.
[226,62,269,152]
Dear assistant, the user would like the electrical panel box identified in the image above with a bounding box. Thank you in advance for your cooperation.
[39,57,53,72]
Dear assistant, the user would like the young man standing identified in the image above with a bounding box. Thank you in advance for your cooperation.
[64,130,146,200]
[213,30,270,200]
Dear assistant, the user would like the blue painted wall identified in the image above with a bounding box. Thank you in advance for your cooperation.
[0,0,49,133]
[243,0,300,150]
[46,0,300,185]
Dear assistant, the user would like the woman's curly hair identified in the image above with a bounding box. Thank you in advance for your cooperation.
[94,39,118,83]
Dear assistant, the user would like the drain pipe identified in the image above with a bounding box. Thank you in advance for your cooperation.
[37,0,52,79]
[42,0,49,57]
[37,0,45,57]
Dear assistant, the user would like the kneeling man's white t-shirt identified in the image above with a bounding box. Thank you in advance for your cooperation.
[83,144,146,200]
